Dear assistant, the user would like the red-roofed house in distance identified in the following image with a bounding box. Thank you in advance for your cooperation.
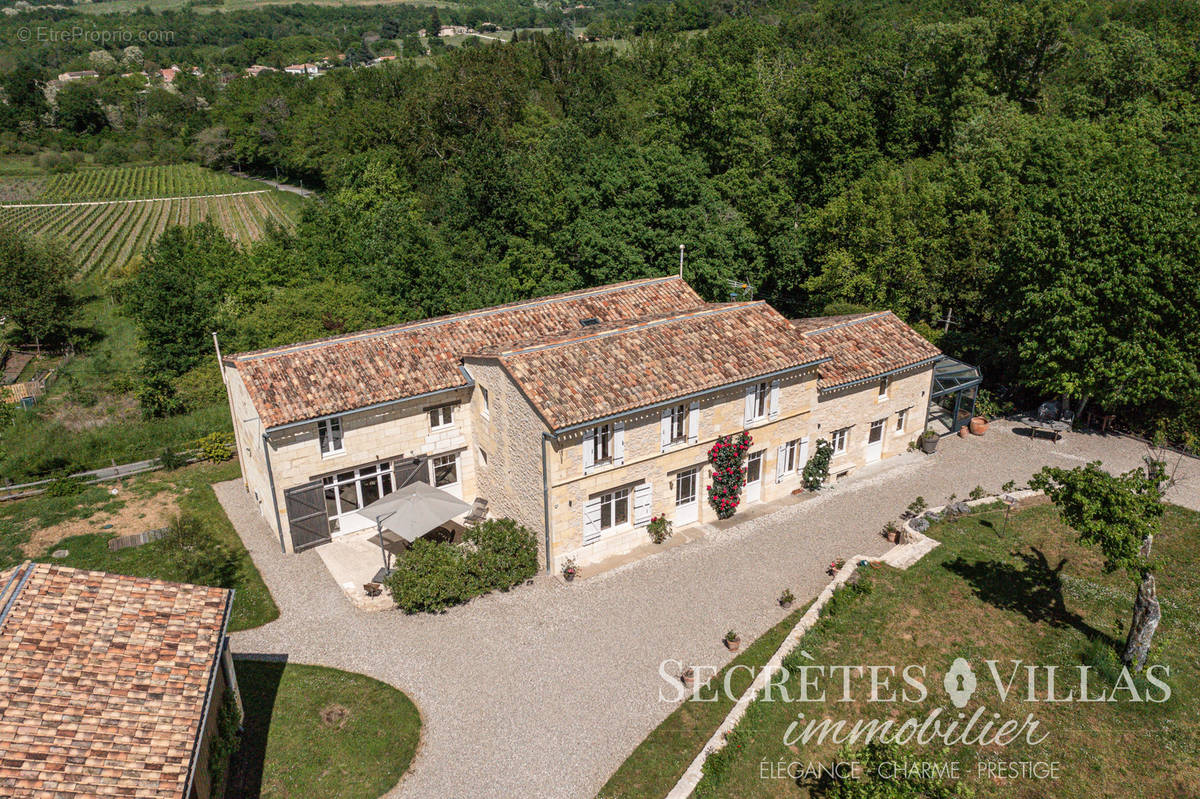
[221,277,975,572]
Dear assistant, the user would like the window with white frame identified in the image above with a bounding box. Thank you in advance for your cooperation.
[896,408,907,432]
[599,487,630,531]
[431,452,460,491]
[591,424,612,464]
[429,404,455,430]
[480,386,490,419]
[752,382,769,419]
[782,439,800,472]
[831,427,850,455]
[669,404,687,443]
[322,461,394,533]
[317,416,344,456]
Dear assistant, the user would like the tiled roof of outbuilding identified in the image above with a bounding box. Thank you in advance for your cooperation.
[797,311,942,390]
[229,276,705,429]
[0,562,231,799]
[473,303,829,431]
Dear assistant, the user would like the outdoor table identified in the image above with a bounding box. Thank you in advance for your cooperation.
[1022,416,1071,443]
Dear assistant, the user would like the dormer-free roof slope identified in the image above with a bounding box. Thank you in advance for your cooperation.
[797,311,942,390]
[229,276,705,429]
[471,303,829,431]
[0,563,232,799]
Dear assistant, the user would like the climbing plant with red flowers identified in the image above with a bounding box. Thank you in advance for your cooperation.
[706,431,752,519]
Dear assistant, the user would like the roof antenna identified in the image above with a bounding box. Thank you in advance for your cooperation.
[678,244,685,279]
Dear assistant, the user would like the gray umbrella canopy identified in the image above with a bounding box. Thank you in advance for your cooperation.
[342,482,472,543]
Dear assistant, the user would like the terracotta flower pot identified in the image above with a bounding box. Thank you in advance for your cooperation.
[681,670,695,688]
[957,425,969,438]
[564,570,575,582]
[725,637,741,652]
[969,416,989,436]
[780,600,792,609]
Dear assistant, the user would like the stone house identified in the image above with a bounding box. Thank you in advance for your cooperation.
[220,277,945,570]
[0,562,239,799]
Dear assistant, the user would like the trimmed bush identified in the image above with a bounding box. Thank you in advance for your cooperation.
[385,518,537,613]
[802,438,833,490]
[193,431,236,462]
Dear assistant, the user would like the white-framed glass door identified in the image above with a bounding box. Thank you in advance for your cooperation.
[675,466,700,525]
[323,461,395,535]
[744,450,763,502]
[866,419,886,462]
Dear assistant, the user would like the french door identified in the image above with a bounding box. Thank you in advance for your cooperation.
[675,467,700,525]
[744,450,763,502]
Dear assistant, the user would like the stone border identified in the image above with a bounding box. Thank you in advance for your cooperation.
[663,490,1038,798]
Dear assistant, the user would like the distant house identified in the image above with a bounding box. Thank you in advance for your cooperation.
[438,25,472,37]
[161,65,181,83]
[56,70,99,82]
[222,276,975,571]
[0,562,239,799]
[245,64,277,77]
[284,63,321,77]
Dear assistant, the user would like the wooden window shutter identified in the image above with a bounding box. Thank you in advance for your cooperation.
[633,483,652,526]
[775,444,787,483]
[660,408,671,451]
[583,498,602,544]
[744,385,755,425]
[613,421,625,465]
[687,401,699,444]
[769,380,781,418]
[583,427,595,471]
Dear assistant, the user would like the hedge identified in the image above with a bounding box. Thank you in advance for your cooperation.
[384,518,538,613]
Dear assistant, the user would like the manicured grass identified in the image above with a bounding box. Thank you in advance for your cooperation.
[674,502,1200,798]
[225,660,421,799]
[1,460,278,632]
[597,599,813,799]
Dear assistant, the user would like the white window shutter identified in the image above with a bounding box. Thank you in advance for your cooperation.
[660,408,671,451]
[634,483,652,526]
[688,401,699,443]
[775,444,787,483]
[798,437,810,470]
[583,498,602,544]
[744,385,755,425]
[583,428,595,471]
[769,380,781,418]
[613,421,625,465]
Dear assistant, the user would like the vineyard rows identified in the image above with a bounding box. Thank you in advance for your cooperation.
[0,192,296,274]
[0,164,262,203]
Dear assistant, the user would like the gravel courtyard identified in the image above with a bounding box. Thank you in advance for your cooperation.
[219,422,1198,799]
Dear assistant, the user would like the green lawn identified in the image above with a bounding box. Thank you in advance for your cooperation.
[1,460,278,632]
[608,502,1200,799]
[598,600,813,799]
[225,661,422,799]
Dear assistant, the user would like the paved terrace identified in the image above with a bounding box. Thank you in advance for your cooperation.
[219,422,1199,799]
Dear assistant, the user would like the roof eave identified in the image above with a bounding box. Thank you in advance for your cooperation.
[182,588,235,799]
[818,354,944,394]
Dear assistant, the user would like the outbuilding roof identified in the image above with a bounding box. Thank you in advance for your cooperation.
[0,562,232,799]
[797,311,942,390]
[471,302,829,431]
[228,276,705,429]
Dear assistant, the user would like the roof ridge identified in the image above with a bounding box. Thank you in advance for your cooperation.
[799,310,892,336]
[483,302,766,358]
[232,276,692,362]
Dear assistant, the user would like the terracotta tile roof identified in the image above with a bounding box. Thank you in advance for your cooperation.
[230,276,705,429]
[797,311,942,390]
[0,563,232,799]
[473,303,829,431]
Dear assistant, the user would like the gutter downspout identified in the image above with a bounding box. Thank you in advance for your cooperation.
[541,432,554,573]
[262,433,286,553]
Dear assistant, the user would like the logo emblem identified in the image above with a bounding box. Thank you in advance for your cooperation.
[944,657,977,708]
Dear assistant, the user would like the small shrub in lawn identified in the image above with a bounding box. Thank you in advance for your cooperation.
[162,513,241,589]
[193,431,235,462]
[969,485,986,500]
[45,475,87,496]
[159,447,187,471]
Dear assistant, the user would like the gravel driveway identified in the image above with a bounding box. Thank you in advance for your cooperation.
[219,422,1198,799]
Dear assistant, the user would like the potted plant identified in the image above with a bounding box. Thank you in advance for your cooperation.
[647,515,673,544]
[919,427,939,454]
[882,521,900,543]
[778,589,795,609]
[681,666,695,688]
[724,630,741,652]
[969,415,989,436]
[561,557,577,582]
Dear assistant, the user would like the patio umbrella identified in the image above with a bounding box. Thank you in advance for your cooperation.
[341,482,472,576]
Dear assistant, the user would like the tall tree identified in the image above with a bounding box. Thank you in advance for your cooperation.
[0,227,74,347]
[1032,460,1169,669]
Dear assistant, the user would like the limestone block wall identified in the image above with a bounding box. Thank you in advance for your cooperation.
[808,366,933,477]
[545,369,820,569]
[463,361,549,559]
[222,367,277,545]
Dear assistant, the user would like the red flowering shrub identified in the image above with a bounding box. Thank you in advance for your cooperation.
[706,431,752,519]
